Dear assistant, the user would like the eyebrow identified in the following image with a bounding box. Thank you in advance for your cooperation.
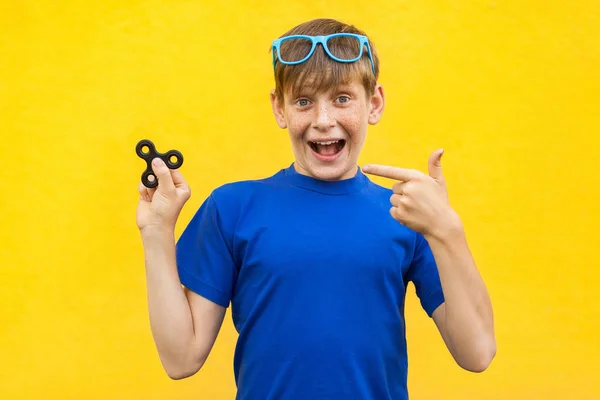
[334,84,356,92]
[289,86,319,99]
[289,83,358,100]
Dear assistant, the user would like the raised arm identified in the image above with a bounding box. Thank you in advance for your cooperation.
[137,157,226,379]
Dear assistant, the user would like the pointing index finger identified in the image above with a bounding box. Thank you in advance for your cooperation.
[362,164,420,181]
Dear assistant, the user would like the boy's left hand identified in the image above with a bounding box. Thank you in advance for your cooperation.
[362,149,461,239]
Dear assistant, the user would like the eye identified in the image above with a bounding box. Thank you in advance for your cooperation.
[336,95,350,104]
[296,99,310,107]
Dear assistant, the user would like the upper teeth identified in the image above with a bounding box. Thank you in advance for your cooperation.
[314,140,340,145]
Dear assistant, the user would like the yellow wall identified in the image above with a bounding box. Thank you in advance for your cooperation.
[1,1,599,399]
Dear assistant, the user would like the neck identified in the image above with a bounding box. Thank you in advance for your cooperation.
[293,163,359,181]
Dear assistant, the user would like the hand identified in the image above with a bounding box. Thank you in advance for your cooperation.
[136,157,191,234]
[362,149,461,239]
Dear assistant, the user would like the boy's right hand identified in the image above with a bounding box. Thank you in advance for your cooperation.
[136,157,191,234]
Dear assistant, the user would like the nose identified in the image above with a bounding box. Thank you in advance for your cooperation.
[313,103,336,131]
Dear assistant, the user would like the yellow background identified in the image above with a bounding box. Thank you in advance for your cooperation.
[1,1,599,399]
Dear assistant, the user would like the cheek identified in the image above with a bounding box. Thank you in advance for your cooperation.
[339,114,367,142]
[289,122,305,136]
[286,116,310,138]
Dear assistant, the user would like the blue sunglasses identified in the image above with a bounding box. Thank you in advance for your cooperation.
[272,33,375,73]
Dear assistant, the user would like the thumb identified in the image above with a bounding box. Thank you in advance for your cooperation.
[428,148,445,181]
[152,158,175,193]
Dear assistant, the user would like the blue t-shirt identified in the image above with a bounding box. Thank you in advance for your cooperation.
[176,163,445,400]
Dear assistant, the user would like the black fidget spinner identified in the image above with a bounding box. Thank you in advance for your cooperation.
[136,139,184,188]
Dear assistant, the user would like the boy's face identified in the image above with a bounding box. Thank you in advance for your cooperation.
[271,78,385,181]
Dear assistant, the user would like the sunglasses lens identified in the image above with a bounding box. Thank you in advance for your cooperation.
[327,36,363,61]
[279,37,313,62]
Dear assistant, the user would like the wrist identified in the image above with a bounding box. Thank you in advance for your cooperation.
[424,209,465,244]
[140,224,176,242]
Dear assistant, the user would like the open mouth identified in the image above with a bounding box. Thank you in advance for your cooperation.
[308,139,346,158]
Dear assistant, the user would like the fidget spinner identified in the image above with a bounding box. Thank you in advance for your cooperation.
[136,139,184,188]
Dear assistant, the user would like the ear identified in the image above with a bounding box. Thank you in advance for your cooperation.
[270,89,287,129]
[368,83,385,125]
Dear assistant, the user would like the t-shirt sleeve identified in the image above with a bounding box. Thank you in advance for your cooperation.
[175,192,238,308]
[405,232,445,317]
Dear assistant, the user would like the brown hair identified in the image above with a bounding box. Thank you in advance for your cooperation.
[272,18,380,102]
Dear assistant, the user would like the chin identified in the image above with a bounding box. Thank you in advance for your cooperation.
[308,163,355,181]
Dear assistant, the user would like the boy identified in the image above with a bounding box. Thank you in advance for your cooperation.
[136,18,495,400]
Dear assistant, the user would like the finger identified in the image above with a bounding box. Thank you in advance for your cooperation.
[138,182,154,202]
[138,182,149,201]
[362,164,421,181]
[170,168,189,189]
[147,186,157,200]
[392,181,406,195]
[138,181,146,196]
[138,182,154,201]
[390,193,402,207]
[428,148,445,181]
[151,158,176,193]
[390,206,406,224]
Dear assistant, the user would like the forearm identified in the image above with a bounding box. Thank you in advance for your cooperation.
[141,228,198,373]
[425,217,496,369]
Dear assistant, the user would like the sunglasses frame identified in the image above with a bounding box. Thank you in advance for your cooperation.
[272,33,375,73]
